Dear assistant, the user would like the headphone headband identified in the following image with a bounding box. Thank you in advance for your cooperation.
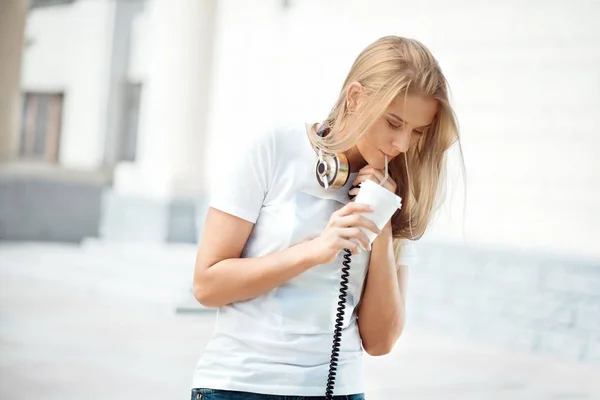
[314,123,349,190]
[316,123,330,138]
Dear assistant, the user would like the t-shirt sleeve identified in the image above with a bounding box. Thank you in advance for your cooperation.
[396,239,419,267]
[208,130,275,224]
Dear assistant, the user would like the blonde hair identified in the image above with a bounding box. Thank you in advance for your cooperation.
[310,36,462,263]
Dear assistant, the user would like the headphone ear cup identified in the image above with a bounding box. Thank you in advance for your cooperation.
[316,152,350,190]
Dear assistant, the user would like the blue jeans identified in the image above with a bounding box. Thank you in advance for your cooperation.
[191,388,365,400]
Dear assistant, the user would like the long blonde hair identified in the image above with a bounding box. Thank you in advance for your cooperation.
[311,36,462,260]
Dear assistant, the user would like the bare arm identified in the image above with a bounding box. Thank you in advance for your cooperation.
[193,203,377,308]
[193,208,319,307]
[357,222,408,356]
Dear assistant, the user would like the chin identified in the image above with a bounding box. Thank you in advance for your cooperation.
[366,153,387,169]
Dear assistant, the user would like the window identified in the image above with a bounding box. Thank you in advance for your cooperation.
[20,92,63,163]
[120,82,141,162]
[29,0,76,9]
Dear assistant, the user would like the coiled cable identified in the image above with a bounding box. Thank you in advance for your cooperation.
[325,248,352,399]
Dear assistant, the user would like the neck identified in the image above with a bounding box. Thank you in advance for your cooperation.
[345,146,367,173]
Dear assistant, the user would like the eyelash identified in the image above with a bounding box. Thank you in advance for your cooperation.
[387,120,424,135]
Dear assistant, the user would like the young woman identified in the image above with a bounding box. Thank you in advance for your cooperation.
[190,35,460,400]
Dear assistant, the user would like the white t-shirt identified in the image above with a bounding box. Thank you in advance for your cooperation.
[192,122,417,396]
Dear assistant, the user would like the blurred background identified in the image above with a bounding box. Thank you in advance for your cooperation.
[1,0,599,399]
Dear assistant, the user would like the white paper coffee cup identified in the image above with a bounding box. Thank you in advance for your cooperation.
[353,179,402,245]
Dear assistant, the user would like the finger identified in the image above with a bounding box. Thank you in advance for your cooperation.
[367,168,396,190]
[365,168,386,182]
[355,169,379,180]
[335,201,373,217]
[351,174,379,187]
[357,165,376,174]
[338,239,362,255]
[353,170,397,193]
[354,166,385,180]
[338,227,371,251]
[382,179,397,193]
[371,169,397,191]
[335,214,381,235]
[359,167,394,186]
[348,187,359,197]
[353,214,381,235]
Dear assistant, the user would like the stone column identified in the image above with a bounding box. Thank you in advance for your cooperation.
[0,0,27,163]
[114,0,217,199]
[103,0,217,242]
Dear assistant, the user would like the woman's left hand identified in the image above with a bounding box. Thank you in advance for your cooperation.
[348,165,397,198]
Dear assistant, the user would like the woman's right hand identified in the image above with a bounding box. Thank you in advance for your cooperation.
[309,202,381,265]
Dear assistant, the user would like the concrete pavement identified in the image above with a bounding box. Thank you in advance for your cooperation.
[1,241,599,399]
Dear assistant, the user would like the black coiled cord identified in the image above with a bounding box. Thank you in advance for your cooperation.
[325,248,352,399]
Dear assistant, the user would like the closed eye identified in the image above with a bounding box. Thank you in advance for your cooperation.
[388,120,426,136]
[387,120,402,130]
[388,113,432,135]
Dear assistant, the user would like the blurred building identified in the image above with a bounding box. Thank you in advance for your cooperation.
[1,0,217,243]
[1,0,599,365]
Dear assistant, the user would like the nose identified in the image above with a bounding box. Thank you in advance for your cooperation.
[391,129,412,154]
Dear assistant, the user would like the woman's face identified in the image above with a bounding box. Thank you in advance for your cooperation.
[355,94,438,170]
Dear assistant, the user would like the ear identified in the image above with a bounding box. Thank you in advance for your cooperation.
[345,81,364,112]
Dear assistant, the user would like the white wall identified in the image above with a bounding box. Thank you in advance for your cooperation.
[207,0,600,258]
[22,0,115,170]
[22,0,599,257]
[127,7,147,84]
[118,0,216,199]
[202,0,280,170]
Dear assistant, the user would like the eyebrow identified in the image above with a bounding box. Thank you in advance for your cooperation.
[388,113,432,130]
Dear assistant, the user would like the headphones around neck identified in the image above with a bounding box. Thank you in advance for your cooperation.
[315,124,350,190]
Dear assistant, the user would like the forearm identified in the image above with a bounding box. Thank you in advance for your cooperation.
[194,240,318,307]
[357,222,407,355]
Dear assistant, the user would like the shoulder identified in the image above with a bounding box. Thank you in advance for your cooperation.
[244,122,304,151]
[272,122,309,152]
[248,122,311,163]
[395,239,419,267]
